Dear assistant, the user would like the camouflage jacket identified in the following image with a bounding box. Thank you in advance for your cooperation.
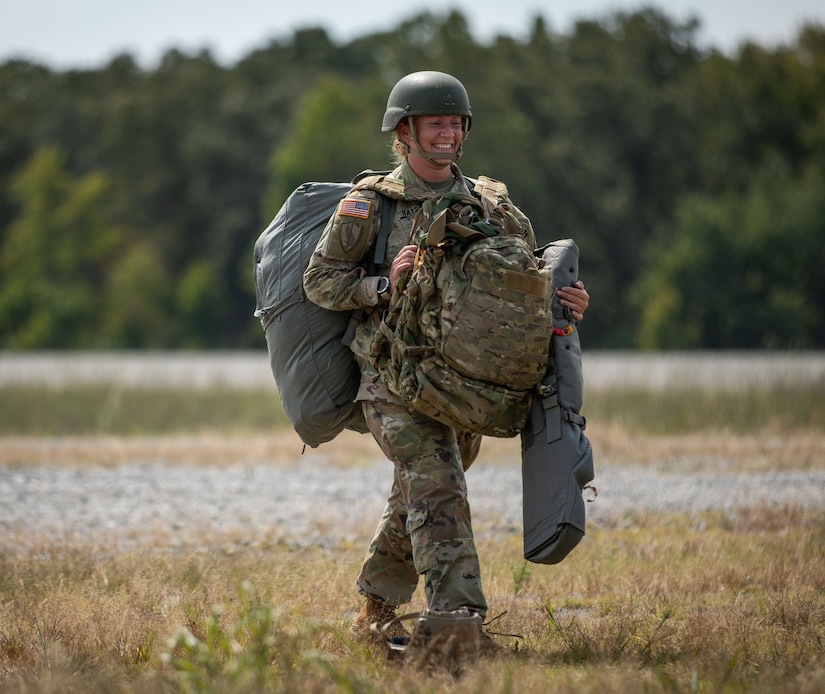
[302,159,536,402]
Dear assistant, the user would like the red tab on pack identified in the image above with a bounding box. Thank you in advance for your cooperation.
[339,198,372,218]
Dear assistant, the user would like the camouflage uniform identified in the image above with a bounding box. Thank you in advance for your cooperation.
[303,159,535,618]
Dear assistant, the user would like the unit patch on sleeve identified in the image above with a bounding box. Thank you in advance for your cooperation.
[339,198,372,219]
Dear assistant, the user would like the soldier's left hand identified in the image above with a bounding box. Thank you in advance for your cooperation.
[389,245,418,293]
[557,281,589,322]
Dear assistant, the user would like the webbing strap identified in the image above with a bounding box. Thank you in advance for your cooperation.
[535,352,587,436]
[342,193,397,346]
[563,408,587,428]
[373,195,397,267]
[342,311,364,346]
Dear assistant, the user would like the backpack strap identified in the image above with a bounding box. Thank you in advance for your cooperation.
[346,169,400,270]
[372,194,397,269]
[341,192,397,346]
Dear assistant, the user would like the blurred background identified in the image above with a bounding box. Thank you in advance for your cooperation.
[1,1,824,351]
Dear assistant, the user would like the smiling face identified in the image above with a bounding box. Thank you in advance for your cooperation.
[397,114,466,181]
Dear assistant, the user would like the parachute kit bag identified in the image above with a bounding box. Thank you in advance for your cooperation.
[521,239,596,564]
[368,183,555,438]
[373,608,487,673]
[253,172,395,448]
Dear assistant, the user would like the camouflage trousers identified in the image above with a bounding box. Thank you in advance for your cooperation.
[356,399,486,617]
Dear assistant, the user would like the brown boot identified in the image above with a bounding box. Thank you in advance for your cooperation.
[350,598,409,641]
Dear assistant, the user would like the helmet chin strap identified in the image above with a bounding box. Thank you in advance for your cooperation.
[406,117,467,163]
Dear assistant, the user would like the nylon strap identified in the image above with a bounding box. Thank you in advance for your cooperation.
[342,192,397,346]
[373,195,397,267]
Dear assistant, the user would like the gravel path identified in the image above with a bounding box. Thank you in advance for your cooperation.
[3,460,824,553]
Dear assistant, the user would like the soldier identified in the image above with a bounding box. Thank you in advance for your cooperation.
[303,71,589,646]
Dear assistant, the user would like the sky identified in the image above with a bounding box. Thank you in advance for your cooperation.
[1,0,824,70]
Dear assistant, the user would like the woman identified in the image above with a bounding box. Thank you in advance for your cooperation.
[303,71,589,644]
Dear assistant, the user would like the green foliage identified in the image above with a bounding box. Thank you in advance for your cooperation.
[162,583,300,693]
[1,11,824,349]
[161,581,376,694]
[102,242,177,348]
[176,260,230,348]
[0,148,124,348]
[635,163,825,348]
[263,76,389,215]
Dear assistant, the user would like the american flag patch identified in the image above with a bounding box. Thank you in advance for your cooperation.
[339,198,371,218]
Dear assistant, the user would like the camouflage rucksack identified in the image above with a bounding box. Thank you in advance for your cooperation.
[368,178,555,437]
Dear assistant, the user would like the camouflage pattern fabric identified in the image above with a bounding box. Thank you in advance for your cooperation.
[355,399,487,617]
[368,193,554,437]
[303,161,532,621]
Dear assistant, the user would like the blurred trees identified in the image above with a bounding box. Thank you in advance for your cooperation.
[0,148,124,347]
[0,9,823,350]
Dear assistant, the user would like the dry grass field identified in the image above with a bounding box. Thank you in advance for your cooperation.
[1,351,823,693]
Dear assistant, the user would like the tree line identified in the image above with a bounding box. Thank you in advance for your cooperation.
[1,8,823,350]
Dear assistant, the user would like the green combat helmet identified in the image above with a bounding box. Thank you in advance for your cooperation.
[381,71,472,162]
[381,71,473,132]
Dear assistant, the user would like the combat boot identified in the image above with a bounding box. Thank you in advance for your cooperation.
[376,608,503,671]
[350,597,409,642]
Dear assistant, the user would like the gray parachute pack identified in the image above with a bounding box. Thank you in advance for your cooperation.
[521,239,596,564]
[252,173,394,448]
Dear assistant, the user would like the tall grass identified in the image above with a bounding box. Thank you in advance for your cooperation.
[0,385,289,436]
[0,509,823,692]
[1,382,824,436]
[2,372,824,691]
[586,384,825,435]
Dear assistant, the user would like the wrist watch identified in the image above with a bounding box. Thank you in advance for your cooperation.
[376,276,391,301]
